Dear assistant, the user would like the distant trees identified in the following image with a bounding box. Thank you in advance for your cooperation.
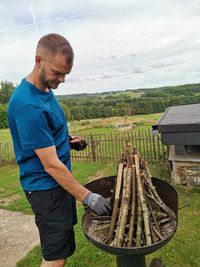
[1,79,200,129]
[0,81,15,104]
[57,83,200,121]
[0,81,15,128]
[0,104,8,128]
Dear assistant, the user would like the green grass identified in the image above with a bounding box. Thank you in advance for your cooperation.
[147,188,200,267]
[2,162,115,267]
[0,165,32,213]
[1,161,200,267]
[0,128,12,142]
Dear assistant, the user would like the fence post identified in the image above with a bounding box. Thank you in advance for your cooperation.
[90,133,97,162]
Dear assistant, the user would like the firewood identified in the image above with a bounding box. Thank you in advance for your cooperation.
[152,225,163,241]
[89,145,176,249]
[145,186,163,237]
[127,165,136,247]
[94,223,111,231]
[149,222,157,243]
[117,166,132,246]
[112,167,129,246]
[156,212,168,220]
[107,161,124,243]
[158,218,172,225]
[142,169,176,220]
[135,154,152,246]
[136,198,142,247]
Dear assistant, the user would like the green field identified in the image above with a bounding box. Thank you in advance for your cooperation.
[68,113,162,135]
[0,162,199,267]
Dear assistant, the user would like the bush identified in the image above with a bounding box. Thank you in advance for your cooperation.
[0,104,8,129]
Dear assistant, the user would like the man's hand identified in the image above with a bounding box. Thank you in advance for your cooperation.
[69,135,87,151]
[83,192,111,215]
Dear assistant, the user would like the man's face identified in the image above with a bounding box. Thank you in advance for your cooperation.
[38,53,73,90]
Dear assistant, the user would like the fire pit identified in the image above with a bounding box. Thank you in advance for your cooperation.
[82,176,178,267]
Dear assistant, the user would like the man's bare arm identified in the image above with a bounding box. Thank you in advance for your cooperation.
[34,145,89,201]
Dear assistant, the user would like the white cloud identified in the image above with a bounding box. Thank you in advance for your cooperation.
[0,0,200,94]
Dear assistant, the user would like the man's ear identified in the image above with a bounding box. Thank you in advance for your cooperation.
[35,55,41,66]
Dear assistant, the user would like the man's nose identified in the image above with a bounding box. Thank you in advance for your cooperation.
[58,75,65,83]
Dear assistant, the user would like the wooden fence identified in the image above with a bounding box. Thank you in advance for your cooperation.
[70,130,167,163]
[0,130,168,166]
[0,141,16,166]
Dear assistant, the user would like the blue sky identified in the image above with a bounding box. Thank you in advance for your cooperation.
[1,0,200,95]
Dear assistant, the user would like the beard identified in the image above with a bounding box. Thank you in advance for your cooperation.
[39,68,60,90]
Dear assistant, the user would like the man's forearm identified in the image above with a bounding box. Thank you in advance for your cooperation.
[44,159,89,202]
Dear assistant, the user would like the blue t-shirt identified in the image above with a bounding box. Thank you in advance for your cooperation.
[7,79,71,191]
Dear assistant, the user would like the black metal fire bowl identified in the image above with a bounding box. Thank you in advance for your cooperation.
[82,176,178,267]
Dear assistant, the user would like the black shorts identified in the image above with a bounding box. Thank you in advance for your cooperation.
[25,186,77,261]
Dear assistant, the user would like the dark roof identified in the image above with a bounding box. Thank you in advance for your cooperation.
[155,103,200,132]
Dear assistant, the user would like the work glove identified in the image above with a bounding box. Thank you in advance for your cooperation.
[69,135,88,151]
[83,192,111,215]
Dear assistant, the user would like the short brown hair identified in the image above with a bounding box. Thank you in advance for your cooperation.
[36,33,74,64]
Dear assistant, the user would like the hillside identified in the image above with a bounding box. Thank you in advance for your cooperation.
[57,83,200,121]
[1,81,200,128]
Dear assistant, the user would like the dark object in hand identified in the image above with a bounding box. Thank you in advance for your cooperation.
[69,135,88,151]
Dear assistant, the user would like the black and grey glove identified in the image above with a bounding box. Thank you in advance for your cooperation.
[69,135,88,151]
[83,192,111,215]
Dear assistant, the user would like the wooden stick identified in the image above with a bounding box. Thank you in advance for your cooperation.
[135,154,152,246]
[127,166,136,247]
[117,166,132,246]
[158,218,172,225]
[143,172,176,219]
[152,225,163,240]
[136,198,142,247]
[145,186,163,237]
[113,167,127,246]
[149,221,157,243]
[94,223,111,231]
[110,167,127,246]
[107,162,124,243]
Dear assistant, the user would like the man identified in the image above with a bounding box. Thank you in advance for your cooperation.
[7,33,110,267]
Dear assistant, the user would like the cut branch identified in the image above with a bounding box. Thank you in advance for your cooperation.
[127,165,136,247]
[135,154,152,246]
[107,162,124,243]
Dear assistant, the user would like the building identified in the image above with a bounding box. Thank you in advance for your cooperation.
[153,103,200,187]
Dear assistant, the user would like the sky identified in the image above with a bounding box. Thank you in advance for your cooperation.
[1,0,200,95]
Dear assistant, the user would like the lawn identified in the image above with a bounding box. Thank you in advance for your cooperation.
[0,161,199,267]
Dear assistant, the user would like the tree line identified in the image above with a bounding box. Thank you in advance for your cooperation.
[1,80,200,128]
[58,83,200,121]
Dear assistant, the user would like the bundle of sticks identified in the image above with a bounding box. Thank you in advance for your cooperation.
[88,144,176,248]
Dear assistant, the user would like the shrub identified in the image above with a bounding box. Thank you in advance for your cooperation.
[0,104,8,129]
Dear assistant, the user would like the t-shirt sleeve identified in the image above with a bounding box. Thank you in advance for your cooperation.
[16,105,54,150]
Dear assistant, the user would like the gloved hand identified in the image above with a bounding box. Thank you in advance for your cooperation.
[69,135,88,151]
[83,192,111,215]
